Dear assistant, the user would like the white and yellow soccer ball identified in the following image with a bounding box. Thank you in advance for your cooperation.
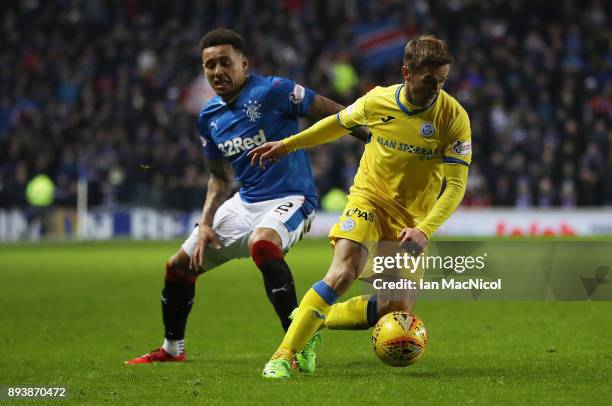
[371,311,429,367]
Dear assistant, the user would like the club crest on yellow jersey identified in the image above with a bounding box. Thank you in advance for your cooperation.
[419,122,435,138]
[340,219,355,231]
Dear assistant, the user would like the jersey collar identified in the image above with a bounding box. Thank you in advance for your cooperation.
[220,75,251,105]
[395,84,438,116]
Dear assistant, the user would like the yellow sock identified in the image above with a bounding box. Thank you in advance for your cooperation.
[273,281,338,361]
[326,295,376,330]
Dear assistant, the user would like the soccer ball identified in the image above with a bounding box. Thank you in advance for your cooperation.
[371,311,428,367]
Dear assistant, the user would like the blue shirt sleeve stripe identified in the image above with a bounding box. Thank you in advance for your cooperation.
[336,113,351,129]
[443,156,470,167]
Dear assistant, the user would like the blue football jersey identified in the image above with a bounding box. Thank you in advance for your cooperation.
[197,75,318,213]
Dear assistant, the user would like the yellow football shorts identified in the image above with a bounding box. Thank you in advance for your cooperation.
[328,194,425,281]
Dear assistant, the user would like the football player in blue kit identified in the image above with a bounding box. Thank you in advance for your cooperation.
[126,29,367,366]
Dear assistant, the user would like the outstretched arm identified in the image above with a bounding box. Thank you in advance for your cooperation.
[307,94,370,142]
[249,90,372,168]
[248,114,349,168]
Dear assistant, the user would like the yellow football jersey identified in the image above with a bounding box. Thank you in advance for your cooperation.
[336,84,472,227]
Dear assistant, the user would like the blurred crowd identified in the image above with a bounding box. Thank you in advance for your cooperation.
[1,0,611,211]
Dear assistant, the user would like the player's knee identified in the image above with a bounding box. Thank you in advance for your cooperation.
[165,255,197,285]
[250,239,283,268]
[248,228,282,251]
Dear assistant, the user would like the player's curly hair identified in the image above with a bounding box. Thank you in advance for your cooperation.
[199,28,244,54]
[404,35,452,71]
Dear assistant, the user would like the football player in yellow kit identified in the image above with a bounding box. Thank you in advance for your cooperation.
[249,35,471,378]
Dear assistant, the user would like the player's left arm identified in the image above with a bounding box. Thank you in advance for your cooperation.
[414,164,468,238]
[414,108,472,240]
[399,164,468,254]
[400,108,471,252]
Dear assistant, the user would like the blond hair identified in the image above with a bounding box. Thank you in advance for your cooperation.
[404,35,452,71]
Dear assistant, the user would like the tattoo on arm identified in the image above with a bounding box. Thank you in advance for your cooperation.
[200,159,232,226]
[307,94,370,143]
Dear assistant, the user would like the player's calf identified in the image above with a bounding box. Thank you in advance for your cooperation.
[249,236,297,331]
[323,239,367,293]
[161,252,199,357]
[325,295,379,330]
[125,252,198,365]
[263,239,366,370]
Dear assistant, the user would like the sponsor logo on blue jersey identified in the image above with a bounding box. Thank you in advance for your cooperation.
[217,129,267,158]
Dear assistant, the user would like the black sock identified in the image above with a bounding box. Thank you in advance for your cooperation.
[161,278,195,341]
[258,258,298,331]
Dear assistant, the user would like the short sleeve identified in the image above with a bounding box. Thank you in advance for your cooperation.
[336,93,369,129]
[197,115,224,160]
[442,108,472,166]
[266,76,315,117]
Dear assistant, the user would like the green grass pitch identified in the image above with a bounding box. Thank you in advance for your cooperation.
[1,238,611,405]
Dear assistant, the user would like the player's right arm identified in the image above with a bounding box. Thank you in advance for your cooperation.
[248,92,370,168]
[189,158,232,271]
[307,94,371,142]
